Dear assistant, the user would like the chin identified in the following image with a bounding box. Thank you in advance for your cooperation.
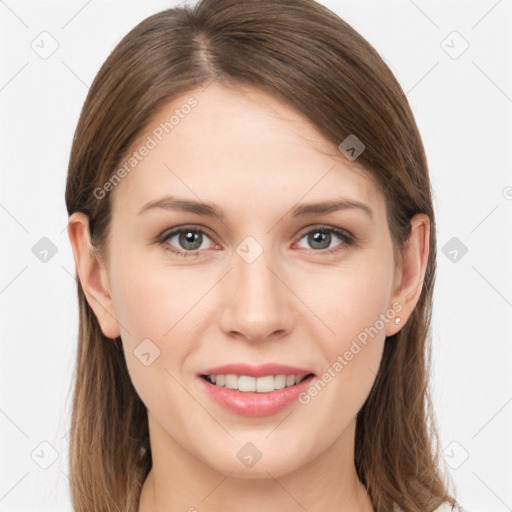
[202,445,308,479]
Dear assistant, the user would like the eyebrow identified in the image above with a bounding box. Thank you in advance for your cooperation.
[137,195,373,219]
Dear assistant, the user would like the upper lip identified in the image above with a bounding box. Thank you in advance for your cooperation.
[199,363,315,378]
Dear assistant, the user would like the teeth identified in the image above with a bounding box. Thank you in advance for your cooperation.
[225,374,238,389]
[206,374,309,392]
[238,375,255,392]
[257,375,275,392]
[274,375,286,389]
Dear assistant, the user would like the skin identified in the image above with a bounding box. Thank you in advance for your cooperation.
[68,83,430,512]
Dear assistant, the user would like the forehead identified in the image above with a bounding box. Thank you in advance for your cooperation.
[110,83,384,220]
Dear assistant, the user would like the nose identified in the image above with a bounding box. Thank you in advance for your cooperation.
[219,245,297,343]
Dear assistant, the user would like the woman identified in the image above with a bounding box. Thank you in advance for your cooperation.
[65,0,467,510]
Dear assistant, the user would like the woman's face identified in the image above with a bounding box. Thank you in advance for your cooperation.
[95,83,406,477]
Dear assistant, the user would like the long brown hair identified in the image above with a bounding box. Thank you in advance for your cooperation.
[65,0,457,510]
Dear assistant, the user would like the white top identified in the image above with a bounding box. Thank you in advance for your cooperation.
[436,505,471,512]
[435,505,469,512]
[394,503,470,512]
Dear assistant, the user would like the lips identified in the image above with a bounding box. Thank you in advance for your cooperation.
[197,362,317,417]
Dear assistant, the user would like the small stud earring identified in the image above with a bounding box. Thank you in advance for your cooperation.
[394,317,401,325]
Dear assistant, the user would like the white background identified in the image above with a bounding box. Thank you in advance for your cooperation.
[0,0,511,510]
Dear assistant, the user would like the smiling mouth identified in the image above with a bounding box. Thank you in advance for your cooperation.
[200,373,316,393]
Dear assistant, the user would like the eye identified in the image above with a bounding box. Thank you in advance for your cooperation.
[295,226,354,254]
[159,226,216,257]
[158,224,355,258]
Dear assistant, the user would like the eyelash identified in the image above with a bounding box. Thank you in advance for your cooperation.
[158,224,355,258]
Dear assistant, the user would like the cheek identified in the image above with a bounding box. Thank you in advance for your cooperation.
[110,264,198,418]
[300,252,394,408]
[112,254,204,340]
[310,253,394,347]
[110,258,212,390]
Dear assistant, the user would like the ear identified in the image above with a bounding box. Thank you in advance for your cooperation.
[67,212,121,339]
[385,213,430,337]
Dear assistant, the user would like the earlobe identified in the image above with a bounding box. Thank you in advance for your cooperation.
[386,213,430,337]
[67,212,121,339]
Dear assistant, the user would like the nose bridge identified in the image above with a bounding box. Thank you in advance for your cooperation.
[219,235,295,341]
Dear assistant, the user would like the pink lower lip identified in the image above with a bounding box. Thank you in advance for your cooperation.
[199,375,315,417]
